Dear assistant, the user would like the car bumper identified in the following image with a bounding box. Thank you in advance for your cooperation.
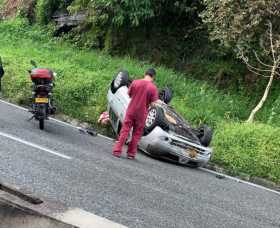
[139,127,212,166]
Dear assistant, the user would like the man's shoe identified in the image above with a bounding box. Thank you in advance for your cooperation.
[113,153,121,158]
[127,155,135,160]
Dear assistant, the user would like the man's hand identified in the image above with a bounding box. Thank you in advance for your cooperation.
[150,100,160,107]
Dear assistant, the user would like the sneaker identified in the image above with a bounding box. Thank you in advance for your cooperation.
[113,153,121,158]
[127,155,135,160]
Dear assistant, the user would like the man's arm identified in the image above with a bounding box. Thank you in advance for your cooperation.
[128,82,134,98]
[150,85,159,106]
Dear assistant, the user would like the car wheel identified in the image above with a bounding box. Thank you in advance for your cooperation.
[144,106,169,135]
[111,70,129,93]
[197,125,213,147]
[159,87,173,104]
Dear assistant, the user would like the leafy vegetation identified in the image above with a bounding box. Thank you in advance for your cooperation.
[69,0,154,27]
[202,0,280,55]
[65,0,208,71]
[0,19,251,127]
[69,0,203,28]
[213,122,280,183]
[36,0,73,24]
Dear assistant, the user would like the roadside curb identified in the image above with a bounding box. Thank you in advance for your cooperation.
[0,98,114,141]
[56,208,127,228]
[203,163,280,193]
[0,181,128,228]
[200,166,280,196]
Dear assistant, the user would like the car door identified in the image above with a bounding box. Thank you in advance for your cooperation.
[113,86,130,122]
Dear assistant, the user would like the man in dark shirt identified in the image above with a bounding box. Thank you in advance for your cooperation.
[113,68,159,159]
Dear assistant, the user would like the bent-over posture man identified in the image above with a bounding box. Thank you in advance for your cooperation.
[113,68,159,159]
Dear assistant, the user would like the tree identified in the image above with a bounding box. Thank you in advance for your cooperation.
[201,0,280,54]
[36,0,73,24]
[69,0,154,28]
[238,22,280,122]
[68,0,205,50]
[202,1,280,122]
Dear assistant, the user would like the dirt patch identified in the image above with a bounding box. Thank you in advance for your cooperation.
[2,0,34,18]
[2,0,23,18]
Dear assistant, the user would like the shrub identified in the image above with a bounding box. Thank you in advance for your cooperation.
[0,19,253,128]
[212,122,280,183]
[201,1,280,55]
[36,0,63,24]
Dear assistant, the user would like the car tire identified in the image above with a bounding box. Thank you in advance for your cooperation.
[111,70,129,93]
[159,87,173,104]
[197,125,213,147]
[144,106,169,135]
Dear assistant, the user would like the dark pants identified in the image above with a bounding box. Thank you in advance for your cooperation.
[113,113,145,157]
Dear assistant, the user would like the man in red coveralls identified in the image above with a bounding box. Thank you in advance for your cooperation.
[113,68,159,159]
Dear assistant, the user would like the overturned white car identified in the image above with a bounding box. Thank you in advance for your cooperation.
[107,72,213,167]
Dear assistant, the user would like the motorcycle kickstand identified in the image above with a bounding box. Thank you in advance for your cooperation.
[27,115,35,121]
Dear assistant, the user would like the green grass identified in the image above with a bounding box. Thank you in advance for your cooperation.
[0,19,252,126]
[213,122,280,183]
[0,19,279,183]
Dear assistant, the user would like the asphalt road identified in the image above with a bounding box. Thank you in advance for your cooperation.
[0,100,279,228]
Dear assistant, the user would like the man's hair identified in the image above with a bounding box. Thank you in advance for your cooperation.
[145,68,156,78]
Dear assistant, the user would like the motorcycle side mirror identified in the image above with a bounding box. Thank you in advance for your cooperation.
[30,60,37,68]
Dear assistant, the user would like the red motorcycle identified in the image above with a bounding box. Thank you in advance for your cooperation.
[29,61,56,130]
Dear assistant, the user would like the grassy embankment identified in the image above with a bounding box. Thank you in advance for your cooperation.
[0,19,279,183]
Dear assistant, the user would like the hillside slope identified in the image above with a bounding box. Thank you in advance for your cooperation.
[0,19,279,184]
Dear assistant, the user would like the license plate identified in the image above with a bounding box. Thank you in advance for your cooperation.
[188,149,198,158]
[35,98,49,103]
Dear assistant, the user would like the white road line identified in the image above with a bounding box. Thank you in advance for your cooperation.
[48,118,114,141]
[0,99,28,111]
[0,131,72,160]
[0,99,114,141]
[1,98,279,195]
[49,118,114,141]
[199,167,280,196]
[56,208,128,228]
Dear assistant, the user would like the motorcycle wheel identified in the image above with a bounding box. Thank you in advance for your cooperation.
[39,119,44,130]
